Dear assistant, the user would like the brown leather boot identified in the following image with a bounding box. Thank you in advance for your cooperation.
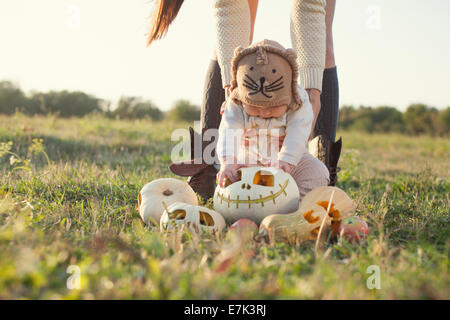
[308,135,328,165]
[327,137,342,186]
[170,163,218,202]
[169,127,218,201]
[308,135,342,186]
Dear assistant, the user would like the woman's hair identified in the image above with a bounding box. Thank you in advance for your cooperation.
[147,0,184,46]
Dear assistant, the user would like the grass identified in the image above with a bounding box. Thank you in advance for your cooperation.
[0,113,448,299]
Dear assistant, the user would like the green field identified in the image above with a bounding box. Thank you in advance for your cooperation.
[0,114,448,299]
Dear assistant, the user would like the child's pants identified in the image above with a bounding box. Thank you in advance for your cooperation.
[290,153,330,202]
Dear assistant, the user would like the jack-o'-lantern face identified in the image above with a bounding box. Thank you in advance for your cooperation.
[160,202,226,234]
[297,186,358,240]
[213,166,300,224]
[257,186,357,245]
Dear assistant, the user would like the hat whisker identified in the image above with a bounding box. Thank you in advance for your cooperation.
[265,76,284,89]
[243,80,258,91]
[249,90,272,98]
[243,83,259,91]
[265,85,285,93]
[245,74,258,87]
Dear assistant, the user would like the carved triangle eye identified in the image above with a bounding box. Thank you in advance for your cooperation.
[303,210,320,224]
[169,209,186,220]
[253,170,274,187]
[199,211,214,226]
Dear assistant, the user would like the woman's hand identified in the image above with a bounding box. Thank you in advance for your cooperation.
[217,161,245,187]
[306,88,321,140]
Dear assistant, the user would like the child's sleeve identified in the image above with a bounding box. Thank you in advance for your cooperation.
[217,100,245,164]
[278,87,314,165]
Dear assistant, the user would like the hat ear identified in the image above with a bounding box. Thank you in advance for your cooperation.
[285,48,297,61]
[233,46,245,58]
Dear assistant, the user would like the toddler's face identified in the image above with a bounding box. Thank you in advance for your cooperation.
[243,103,288,119]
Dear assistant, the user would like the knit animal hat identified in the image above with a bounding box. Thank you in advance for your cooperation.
[230,39,302,111]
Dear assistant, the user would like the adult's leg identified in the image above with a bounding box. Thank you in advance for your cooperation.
[201,0,258,131]
[200,54,225,133]
[248,0,258,44]
[171,0,258,201]
[314,0,338,142]
[308,0,341,186]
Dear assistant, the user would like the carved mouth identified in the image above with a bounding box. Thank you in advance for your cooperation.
[216,179,289,208]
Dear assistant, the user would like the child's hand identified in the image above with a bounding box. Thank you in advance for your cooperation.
[217,162,244,187]
[268,160,295,173]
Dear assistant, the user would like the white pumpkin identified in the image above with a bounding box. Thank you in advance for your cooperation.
[258,186,357,244]
[160,202,226,234]
[213,166,300,224]
[138,178,198,225]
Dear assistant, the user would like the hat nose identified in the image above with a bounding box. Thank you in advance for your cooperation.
[259,77,266,84]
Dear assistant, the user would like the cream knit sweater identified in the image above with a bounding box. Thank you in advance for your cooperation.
[214,0,326,91]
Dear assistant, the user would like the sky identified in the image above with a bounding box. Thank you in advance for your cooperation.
[0,0,449,112]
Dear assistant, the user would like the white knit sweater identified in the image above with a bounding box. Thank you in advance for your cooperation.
[214,0,326,91]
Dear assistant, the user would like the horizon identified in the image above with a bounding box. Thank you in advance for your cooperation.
[0,79,445,113]
[1,0,449,112]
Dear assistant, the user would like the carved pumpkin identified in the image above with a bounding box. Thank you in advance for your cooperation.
[138,178,198,225]
[160,202,226,234]
[213,166,300,224]
[258,186,356,244]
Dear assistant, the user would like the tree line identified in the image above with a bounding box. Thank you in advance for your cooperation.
[0,81,200,122]
[1,81,449,136]
[339,105,449,136]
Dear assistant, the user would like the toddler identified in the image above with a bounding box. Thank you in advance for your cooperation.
[216,40,329,201]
